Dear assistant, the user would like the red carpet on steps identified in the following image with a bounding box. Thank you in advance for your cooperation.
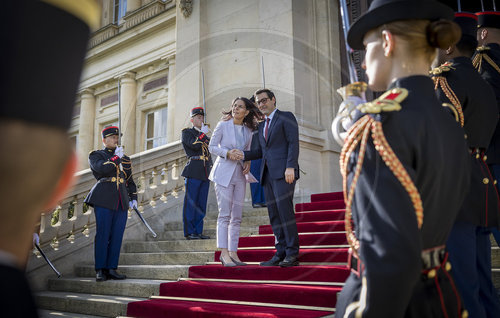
[127,191,347,317]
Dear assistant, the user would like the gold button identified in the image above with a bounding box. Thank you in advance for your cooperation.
[495,180,498,185]
[484,155,488,161]
[445,262,452,271]
[483,178,489,184]
[111,177,117,182]
[464,134,468,139]
[462,309,469,318]
[476,154,480,159]
[427,269,436,279]
[120,178,124,183]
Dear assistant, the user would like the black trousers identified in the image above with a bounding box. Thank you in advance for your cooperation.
[261,167,299,258]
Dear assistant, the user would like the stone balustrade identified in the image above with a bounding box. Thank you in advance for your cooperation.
[28,141,187,277]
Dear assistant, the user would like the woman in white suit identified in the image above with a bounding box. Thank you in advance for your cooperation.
[209,97,260,266]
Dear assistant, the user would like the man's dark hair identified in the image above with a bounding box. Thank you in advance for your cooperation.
[456,35,478,58]
[254,88,275,101]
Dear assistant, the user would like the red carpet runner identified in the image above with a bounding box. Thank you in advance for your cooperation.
[127,192,349,317]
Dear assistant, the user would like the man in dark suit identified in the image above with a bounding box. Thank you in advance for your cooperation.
[235,88,300,267]
[181,107,213,240]
[431,10,500,317]
[0,1,99,316]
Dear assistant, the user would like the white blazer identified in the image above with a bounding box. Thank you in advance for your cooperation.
[208,119,253,187]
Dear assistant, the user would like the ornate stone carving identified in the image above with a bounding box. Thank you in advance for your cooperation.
[179,0,193,18]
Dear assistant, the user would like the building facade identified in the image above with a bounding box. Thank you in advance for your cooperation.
[72,0,364,197]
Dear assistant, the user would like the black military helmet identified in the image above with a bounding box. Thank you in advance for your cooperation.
[102,126,120,139]
[454,12,478,37]
[347,0,455,50]
[477,11,500,29]
[190,107,205,117]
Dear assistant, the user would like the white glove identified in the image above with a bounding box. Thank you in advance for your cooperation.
[200,124,211,134]
[33,233,40,245]
[129,200,138,210]
[115,146,124,158]
[339,95,366,131]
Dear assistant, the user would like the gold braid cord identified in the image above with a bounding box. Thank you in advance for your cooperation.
[340,106,424,257]
[432,77,464,127]
[430,62,464,127]
[473,46,500,74]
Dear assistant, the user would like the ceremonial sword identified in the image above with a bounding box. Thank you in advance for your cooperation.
[133,207,158,238]
[34,243,61,278]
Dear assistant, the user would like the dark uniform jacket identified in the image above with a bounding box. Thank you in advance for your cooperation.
[181,127,212,180]
[0,264,38,317]
[432,57,499,227]
[84,148,137,211]
[336,76,470,318]
[475,44,500,164]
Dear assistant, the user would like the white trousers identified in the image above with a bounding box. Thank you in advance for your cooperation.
[214,167,246,251]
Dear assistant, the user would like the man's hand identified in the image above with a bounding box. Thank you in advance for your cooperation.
[129,200,138,210]
[200,124,211,134]
[227,149,244,160]
[285,167,295,184]
[115,146,124,158]
[243,161,251,174]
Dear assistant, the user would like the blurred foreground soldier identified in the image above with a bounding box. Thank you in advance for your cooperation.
[432,10,500,317]
[181,107,213,240]
[84,127,137,282]
[474,10,500,247]
[335,0,471,317]
[0,1,99,317]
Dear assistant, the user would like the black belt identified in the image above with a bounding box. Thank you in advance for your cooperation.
[98,177,124,184]
[189,155,208,161]
[347,248,364,277]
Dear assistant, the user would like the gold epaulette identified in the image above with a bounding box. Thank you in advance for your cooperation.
[473,45,500,74]
[356,88,408,114]
[431,63,464,127]
[340,108,423,258]
[429,61,455,75]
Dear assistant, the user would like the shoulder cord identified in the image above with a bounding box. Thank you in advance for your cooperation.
[432,77,464,127]
[473,50,500,74]
[340,115,424,258]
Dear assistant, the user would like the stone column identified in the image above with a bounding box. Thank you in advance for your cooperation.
[166,57,176,143]
[119,72,137,154]
[77,89,96,170]
[126,0,141,13]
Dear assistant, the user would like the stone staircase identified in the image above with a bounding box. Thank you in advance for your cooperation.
[36,206,267,317]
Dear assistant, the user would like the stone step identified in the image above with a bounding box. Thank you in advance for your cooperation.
[36,291,144,317]
[493,269,500,289]
[75,264,190,280]
[492,247,500,267]
[119,251,214,265]
[124,239,217,253]
[48,277,171,298]
[38,309,106,318]
[148,226,259,241]
[204,215,271,228]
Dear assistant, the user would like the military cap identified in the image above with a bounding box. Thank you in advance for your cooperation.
[102,126,120,138]
[190,107,205,117]
[454,12,478,37]
[477,11,500,29]
[347,0,455,50]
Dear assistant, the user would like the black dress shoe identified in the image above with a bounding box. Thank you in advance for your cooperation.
[96,269,107,282]
[197,234,210,239]
[186,234,200,240]
[279,256,299,267]
[260,255,284,266]
[106,269,126,280]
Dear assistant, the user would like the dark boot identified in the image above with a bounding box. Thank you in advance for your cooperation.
[106,269,126,280]
[96,269,107,282]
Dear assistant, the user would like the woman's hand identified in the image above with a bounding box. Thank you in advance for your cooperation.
[243,161,251,174]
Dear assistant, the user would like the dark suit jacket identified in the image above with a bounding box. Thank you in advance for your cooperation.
[244,109,299,181]
[0,264,39,317]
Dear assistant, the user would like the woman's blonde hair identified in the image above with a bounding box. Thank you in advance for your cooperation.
[374,19,461,63]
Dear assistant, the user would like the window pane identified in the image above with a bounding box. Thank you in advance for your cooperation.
[146,113,155,139]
